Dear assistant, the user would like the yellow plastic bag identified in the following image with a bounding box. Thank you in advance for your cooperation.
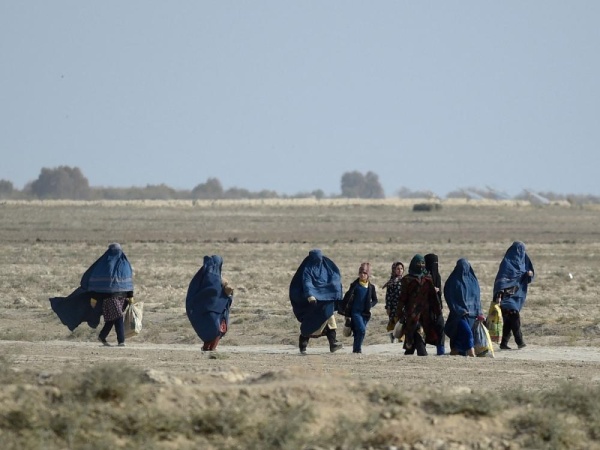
[486,302,503,343]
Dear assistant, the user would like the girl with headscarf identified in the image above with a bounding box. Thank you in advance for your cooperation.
[425,253,446,355]
[443,258,484,356]
[382,261,404,343]
[395,254,442,356]
[493,241,534,350]
[186,255,234,351]
[289,249,343,354]
[339,262,378,354]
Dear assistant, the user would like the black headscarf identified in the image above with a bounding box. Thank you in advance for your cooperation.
[424,254,441,290]
[425,253,442,307]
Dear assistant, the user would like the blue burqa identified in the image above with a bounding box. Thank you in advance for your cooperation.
[443,258,482,340]
[186,255,233,343]
[49,243,134,331]
[289,249,343,336]
[80,243,134,293]
[493,241,534,311]
[49,287,102,332]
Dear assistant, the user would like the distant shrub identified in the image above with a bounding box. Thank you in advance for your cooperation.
[29,166,90,200]
[341,171,385,198]
[0,179,14,198]
[192,177,224,199]
[413,203,442,212]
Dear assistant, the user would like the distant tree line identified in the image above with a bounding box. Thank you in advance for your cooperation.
[1,166,598,205]
[0,166,385,200]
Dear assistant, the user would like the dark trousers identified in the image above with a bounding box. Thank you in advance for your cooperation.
[299,325,338,352]
[99,316,125,344]
[299,334,309,352]
[404,332,427,356]
[501,309,524,346]
[351,313,367,353]
[435,314,446,347]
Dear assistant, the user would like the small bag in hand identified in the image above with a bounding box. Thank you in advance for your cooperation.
[342,317,353,337]
[473,320,495,358]
[393,320,405,340]
[124,301,144,338]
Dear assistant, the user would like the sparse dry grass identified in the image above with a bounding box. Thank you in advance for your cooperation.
[1,356,599,449]
[2,200,600,448]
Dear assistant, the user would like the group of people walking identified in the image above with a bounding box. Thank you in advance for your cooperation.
[50,241,534,356]
[290,241,535,356]
[51,244,235,350]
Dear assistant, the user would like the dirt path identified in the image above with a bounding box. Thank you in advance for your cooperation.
[4,340,600,392]
[5,340,600,360]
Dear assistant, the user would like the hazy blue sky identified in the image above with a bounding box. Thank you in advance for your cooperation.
[2,2,599,197]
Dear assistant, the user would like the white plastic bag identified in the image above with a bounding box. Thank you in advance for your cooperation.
[342,317,353,337]
[473,320,495,358]
[124,301,144,338]
[393,320,404,340]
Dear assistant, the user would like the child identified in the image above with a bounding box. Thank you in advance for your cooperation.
[339,263,378,354]
[382,261,404,343]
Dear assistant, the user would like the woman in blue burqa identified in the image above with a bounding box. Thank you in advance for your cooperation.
[186,255,234,351]
[83,243,134,346]
[289,249,343,354]
[444,258,484,357]
[493,241,534,350]
[50,243,134,346]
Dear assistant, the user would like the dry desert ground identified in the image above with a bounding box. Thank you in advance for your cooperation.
[1,199,600,449]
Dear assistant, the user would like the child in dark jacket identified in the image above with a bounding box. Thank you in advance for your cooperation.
[339,262,378,354]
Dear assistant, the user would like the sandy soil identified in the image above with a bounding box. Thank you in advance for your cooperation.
[4,339,600,393]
